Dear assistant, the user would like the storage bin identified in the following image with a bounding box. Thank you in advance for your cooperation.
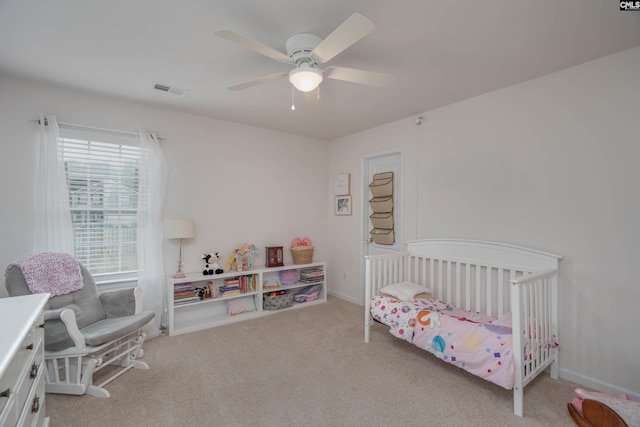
[372,171,393,181]
[370,228,395,245]
[290,246,314,264]
[294,284,323,303]
[369,177,393,198]
[370,212,394,229]
[263,291,294,310]
[369,196,393,213]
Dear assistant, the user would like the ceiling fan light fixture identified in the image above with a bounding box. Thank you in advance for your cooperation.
[289,65,323,92]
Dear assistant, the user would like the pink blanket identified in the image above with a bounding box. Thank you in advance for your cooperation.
[370,295,561,390]
[410,307,515,389]
[6,252,84,297]
[371,295,513,388]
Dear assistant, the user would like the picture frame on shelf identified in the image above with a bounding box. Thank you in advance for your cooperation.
[265,246,284,267]
[335,195,352,216]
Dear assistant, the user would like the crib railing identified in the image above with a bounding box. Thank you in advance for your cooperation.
[364,250,560,417]
[364,251,409,343]
[510,268,559,416]
[407,255,525,320]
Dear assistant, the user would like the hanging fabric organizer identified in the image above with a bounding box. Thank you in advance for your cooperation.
[368,172,394,245]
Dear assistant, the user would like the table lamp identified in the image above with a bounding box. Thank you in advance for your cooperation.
[166,219,195,278]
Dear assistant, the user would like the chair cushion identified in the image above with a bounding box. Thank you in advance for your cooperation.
[44,308,81,351]
[5,262,107,327]
[81,311,155,347]
[46,266,107,328]
[100,288,137,318]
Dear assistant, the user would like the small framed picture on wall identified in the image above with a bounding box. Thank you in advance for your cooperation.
[335,195,352,216]
[334,173,350,195]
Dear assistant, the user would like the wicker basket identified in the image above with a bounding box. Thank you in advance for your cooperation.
[263,292,294,310]
[290,246,314,264]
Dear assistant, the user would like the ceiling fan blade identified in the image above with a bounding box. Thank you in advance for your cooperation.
[311,13,374,63]
[215,29,290,63]
[228,72,287,91]
[325,66,395,88]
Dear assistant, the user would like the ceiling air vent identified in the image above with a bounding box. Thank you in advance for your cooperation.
[153,82,188,96]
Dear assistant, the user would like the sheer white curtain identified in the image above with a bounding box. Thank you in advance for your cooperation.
[136,130,169,335]
[34,114,74,254]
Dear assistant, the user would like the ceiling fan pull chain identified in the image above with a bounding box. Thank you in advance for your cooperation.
[291,85,296,111]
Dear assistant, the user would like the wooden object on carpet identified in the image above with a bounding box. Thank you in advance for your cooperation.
[567,400,628,427]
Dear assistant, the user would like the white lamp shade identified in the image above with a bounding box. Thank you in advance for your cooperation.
[165,219,195,239]
[289,65,323,92]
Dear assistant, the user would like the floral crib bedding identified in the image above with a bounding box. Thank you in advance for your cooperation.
[370,295,516,389]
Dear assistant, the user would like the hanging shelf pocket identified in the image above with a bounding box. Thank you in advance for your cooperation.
[368,171,394,245]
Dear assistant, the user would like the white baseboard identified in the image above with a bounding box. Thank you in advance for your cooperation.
[559,367,638,398]
[327,290,361,306]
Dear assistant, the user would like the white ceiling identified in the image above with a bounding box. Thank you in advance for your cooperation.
[1,0,638,140]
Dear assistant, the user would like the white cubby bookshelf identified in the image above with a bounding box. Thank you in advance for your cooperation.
[166,261,326,336]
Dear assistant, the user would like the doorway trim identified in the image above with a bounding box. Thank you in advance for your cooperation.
[360,147,405,304]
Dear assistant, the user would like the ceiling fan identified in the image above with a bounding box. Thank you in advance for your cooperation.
[214,13,395,93]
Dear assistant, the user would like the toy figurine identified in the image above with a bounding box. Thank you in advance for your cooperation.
[207,280,219,298]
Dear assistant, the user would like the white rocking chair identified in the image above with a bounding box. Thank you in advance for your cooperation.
[4,261,155,398]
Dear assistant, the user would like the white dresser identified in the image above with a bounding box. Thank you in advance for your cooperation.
[0,294,49,427]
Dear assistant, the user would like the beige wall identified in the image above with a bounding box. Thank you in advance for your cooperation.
[328,47,640,397]
[2,45,638,400]
[0,74,329,278]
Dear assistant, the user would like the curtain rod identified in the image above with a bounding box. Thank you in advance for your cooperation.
[30,117,165,140]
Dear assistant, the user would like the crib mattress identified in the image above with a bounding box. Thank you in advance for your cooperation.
[370,294,515,389]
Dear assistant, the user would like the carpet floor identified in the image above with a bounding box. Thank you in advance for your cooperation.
[46,296,580,426]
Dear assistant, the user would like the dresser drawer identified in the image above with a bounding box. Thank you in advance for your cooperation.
[16,363,45,427]
[0,295,48,427]
[0,311,45,427]
[0,315,44,386]
[0,390,18,427]
[15,337,44,417]
[0,330,34,393]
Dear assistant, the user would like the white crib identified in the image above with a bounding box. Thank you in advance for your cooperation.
[364,239,561,417]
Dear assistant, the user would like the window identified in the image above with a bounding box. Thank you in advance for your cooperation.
[59,129,142,282]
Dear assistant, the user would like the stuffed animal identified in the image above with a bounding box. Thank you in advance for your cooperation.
[194,286,211,300]
[212,252,224,274]
[202,253,224,275]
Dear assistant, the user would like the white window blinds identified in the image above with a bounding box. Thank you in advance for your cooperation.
[59,128,141,280]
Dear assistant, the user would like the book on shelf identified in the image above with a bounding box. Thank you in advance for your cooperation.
[174,299,200,306]
[223,278,240,296]
[221,274,257,295]
[174,282,195,293]
[299,268,324,284]
[174,291,196,298]
[173,282,199,305]
[299,278,323,284]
